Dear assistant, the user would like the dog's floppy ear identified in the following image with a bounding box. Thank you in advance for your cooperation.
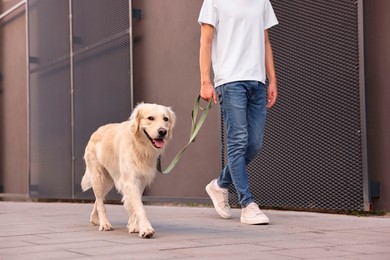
[129,103,144,134]
[167,107,176,139]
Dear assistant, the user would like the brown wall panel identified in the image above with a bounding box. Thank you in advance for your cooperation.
[133,0,220,201]
[0,4,28,194]
[364,0,390,210]
[0,0,20,12]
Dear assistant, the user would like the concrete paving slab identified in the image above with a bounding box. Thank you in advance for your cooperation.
[0,201,389,259]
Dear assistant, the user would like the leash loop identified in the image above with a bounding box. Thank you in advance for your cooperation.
[157,95,212,174]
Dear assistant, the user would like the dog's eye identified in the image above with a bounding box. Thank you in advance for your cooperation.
[163,117,169,122]
[147,116,155,121]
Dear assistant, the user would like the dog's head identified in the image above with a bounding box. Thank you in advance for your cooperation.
[129,103,176,150]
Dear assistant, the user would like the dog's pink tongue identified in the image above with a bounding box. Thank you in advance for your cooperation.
[154,139,165,148]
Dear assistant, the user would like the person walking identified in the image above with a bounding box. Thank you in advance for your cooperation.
[198,0,278,224]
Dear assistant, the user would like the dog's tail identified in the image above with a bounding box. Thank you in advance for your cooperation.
[81,168,92,191]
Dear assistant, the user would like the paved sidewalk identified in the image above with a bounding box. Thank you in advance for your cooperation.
[0,201,389,259]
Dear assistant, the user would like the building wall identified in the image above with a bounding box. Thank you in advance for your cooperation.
[364,0,390,211]
[0,0,389,211]
[0,1,29,195]
[132,0,390,210]
[132,0,220,202]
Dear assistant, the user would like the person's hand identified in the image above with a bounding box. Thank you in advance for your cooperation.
[200,81,217,104]
[267,82,278,109]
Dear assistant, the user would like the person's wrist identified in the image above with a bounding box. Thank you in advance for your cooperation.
[201,78,212,85]
[268,80,277,87]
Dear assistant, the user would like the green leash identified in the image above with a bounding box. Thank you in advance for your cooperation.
[157,95,213,174]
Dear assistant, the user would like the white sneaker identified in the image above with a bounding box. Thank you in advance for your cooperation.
[205,179,231,219]
[240,202,269,225]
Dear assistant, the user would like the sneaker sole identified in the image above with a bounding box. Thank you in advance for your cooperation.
[206,183,231,219]
[240,217,269,225]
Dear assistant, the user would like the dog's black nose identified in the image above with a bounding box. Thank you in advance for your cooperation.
[158,128,167,137]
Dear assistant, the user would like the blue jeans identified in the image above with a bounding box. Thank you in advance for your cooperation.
[216,81,267,207]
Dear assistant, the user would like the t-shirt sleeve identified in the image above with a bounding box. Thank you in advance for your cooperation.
[198,0,218,27]
[264,0,278,30]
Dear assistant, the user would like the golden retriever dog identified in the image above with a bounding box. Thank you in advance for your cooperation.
[81,103,176,238]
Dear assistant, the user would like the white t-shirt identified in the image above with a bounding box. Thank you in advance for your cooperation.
[198,0,278,87]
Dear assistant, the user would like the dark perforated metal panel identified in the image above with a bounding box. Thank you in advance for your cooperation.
[224,0,368,211]
[28,0,133,199]
[29,0,73,198]
[72,0,132,200]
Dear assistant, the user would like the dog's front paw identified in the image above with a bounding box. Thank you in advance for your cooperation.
[99,223,113,231]
[140,228,154,238]
[139,223,154,238]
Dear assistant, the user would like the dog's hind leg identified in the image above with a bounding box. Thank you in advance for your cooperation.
[127,212,139,233]
[89,201,99,226]
[82,167,99,226]
[90,168,114,231]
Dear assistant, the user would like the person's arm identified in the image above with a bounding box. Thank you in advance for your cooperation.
[264,30,278,109]
[199,23,217,104]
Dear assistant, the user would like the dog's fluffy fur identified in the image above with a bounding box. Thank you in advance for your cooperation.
[81,103,176,238]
